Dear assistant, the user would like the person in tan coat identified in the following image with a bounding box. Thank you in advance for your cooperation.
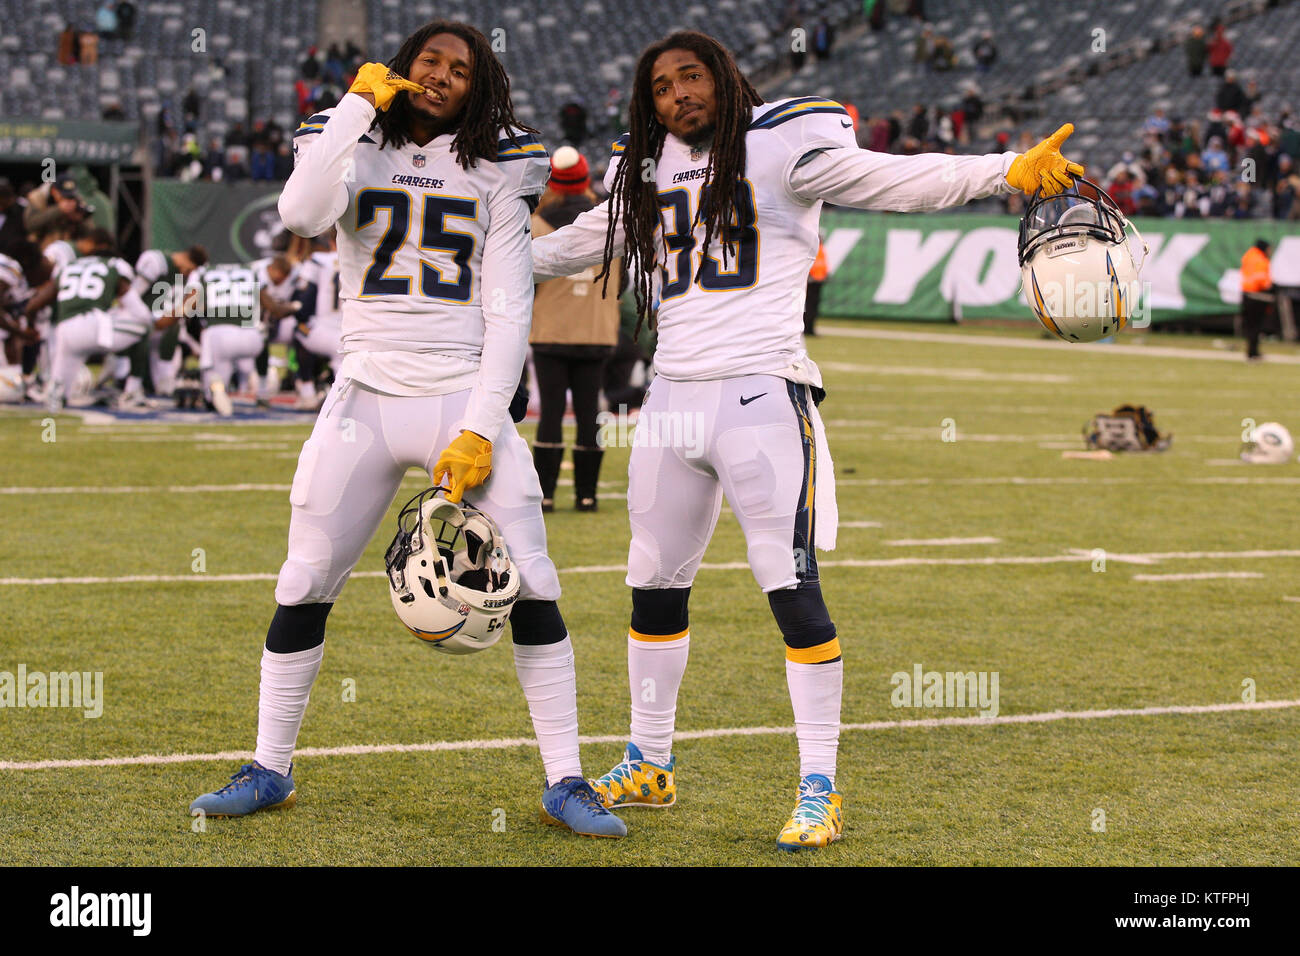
[530,146,622,510]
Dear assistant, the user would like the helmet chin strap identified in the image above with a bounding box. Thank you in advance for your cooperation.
[1122,214,1150,270]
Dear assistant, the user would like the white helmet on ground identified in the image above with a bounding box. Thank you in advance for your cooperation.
[1240,422,1295,464]
[1019,178,1147,343]
[0,364,23,403]
[384,488,521,655]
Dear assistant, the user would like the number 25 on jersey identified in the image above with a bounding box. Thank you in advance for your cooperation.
[356,189,478,302]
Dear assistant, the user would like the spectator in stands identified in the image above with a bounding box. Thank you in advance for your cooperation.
[1143,107,1169,138]
[115,1,136,39]
[1135,184,1160,216]
[182,87,201,132]
[1240,239,1271,360]
[204,138,226,182]
[250,140,275,182]
[929,35,955,71]
[300,46,320,81]
[96,3,117,38]
[812,18,835,60]
[1202,136,1230,174]
[1208,22,1232,77]
[789,17,807,70]
[1184,24,1206,78]
[324,44,345,85]
[973,31,997,72]
[1216,70,1246,114]
[1176,170,1209,218]
[58,22,81,64]
[79,28,98,64]
[559,100,589,146]
[960,82,983,125]
[913,26,931,64]
[906,104,928,141]
[1274,155,1300,219]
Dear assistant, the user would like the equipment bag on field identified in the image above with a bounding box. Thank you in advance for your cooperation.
[1084,404,1171,452]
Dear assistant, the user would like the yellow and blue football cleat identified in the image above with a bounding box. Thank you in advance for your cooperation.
[540,777,627,838]
[776,773,843,851]
[590,742,676,809]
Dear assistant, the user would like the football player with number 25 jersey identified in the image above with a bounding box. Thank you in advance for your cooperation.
[533,30,1082,850]
[189,20,624,839]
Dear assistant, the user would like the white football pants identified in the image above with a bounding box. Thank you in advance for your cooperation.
[624,374,838,592]
[49,310,145,398]
[198,324,263,393]
[275,378,561,607]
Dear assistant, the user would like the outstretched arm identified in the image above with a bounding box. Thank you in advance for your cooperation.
[791,123,1083,211]
[531,199,624,281]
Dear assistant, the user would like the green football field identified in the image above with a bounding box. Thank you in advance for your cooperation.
[2,320,1298,866]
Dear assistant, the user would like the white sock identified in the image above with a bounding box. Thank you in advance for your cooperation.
[513,636,581,786]
[628,631,689,765]
[253,644,324,776]
[786,659,843,783]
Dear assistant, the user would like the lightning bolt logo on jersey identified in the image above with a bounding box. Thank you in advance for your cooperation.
[605,97,855,383]
[290,109,549,358]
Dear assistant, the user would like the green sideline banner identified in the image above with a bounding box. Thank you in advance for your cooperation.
[0,118,138,163]
[151,180,284,263]
[820,210,1300,324]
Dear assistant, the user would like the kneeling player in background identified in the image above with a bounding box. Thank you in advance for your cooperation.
[189,20,624,838]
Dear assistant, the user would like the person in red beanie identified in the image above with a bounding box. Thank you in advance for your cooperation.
[529,146,622,511]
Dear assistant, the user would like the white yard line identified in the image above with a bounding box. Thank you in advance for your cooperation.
[3,698,1295,771]
[1132,572,1266,582]
[886,537,1002,546]
[0,483,291,495]
[5,547,1299,586]
[818,326,1300,364]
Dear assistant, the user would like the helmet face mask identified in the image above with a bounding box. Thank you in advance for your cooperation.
[385,488,521,655]
[1018,178,1145,343]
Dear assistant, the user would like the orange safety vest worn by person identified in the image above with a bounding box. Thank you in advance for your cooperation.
[1241,243,1270,293]
[809,242,829,282]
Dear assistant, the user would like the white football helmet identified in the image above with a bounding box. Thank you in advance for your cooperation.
[384,488,521,655]
[0,365,23,404]
[1019,178,1147,343]
[1240,422,1295,464]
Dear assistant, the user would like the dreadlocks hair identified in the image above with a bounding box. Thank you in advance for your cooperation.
[597,30,762,338]
[372,19,536,169]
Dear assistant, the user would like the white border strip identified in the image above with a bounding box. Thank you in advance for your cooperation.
[3,698,1295,771]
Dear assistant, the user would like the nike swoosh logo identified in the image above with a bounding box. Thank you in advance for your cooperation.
[840,120,852,128]
[739,393,767,406]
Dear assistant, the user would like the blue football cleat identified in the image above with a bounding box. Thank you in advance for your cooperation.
[539,776,628,838]
[189,761,297,818]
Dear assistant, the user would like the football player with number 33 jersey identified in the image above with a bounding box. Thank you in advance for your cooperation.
[532,30,1082,850]
[189,20,625,839]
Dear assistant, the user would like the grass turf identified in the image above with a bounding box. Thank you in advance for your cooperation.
[1,320,1297,865]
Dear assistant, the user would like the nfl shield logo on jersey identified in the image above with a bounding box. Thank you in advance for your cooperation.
[413,154,426,168]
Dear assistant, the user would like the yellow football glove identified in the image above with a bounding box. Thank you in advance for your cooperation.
[348,62,427,112]
[433,430,493,502]
[1006,123,1086,197]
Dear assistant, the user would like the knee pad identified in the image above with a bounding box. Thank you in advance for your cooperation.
[748,536,803,592]
[768,586,839,662]
[631,587,691,637]
[274,557,328,606]
[265,602,333,653]
[509,599,567,646]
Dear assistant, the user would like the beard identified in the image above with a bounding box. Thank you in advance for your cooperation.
[682,120,715,149]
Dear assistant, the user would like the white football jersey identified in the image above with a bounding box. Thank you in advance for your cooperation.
[0,252,28,306]
[289,103,549,357]
[298,250,341,323]
[603,98,855,382]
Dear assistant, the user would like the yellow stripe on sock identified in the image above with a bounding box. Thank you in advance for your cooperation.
[629,628,689,643]
[786,638,841,664]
